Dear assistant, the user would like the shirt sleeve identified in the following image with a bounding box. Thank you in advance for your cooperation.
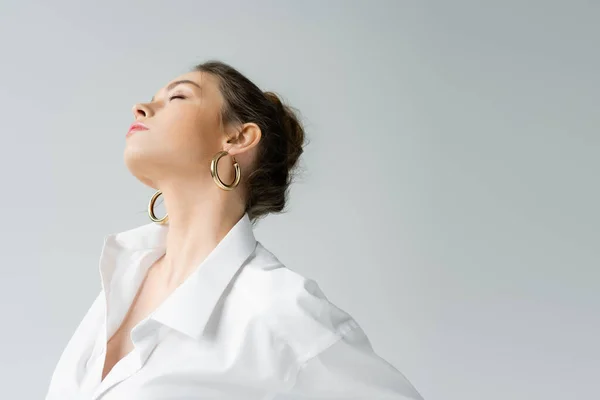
[277,321,424,400]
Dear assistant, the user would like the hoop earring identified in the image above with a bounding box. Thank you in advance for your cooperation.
[211,150,241,191]
[148,190,169,224]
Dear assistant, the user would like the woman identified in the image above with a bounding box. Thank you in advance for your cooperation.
[45,60,423,400]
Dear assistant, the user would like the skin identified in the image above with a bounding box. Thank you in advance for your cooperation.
[101,70,262,381]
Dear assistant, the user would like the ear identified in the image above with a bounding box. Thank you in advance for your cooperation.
[224,122,262,157]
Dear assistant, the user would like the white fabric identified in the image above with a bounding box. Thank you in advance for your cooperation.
[46,213,423,399]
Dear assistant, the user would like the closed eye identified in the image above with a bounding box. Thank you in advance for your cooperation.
[169,94,186,101]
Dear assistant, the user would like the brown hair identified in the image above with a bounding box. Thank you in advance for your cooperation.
[193,60,306,223]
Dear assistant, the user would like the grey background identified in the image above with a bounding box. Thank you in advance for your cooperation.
[0,1,598,399]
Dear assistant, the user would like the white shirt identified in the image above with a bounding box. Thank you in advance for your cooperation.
[46,213,423,399]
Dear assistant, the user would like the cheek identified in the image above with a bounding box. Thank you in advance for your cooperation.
[163,109,220,154]
[124,106,224,174]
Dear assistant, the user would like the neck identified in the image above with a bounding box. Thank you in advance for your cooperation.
[154,177,245,287]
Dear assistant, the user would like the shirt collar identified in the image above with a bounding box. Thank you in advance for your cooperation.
[102,212,257,340]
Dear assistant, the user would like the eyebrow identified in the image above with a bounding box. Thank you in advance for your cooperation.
[151,79,202,102]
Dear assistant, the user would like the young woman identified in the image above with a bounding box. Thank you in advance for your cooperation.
[45,60,423,400]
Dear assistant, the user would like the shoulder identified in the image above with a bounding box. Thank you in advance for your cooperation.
[235,242,366,362]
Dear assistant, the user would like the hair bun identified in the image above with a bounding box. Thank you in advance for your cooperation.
[263,91,305,170]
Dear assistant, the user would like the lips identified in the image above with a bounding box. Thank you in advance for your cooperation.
[127,122,149,137]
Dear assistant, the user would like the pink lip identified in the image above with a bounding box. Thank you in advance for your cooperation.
[127,122,149,137]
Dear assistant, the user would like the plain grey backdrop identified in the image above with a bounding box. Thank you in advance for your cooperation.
[0,1,598,399]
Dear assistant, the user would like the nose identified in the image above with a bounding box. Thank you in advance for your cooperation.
[132,102,152,119]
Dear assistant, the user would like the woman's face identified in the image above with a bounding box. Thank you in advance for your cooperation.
[124,71,230,188]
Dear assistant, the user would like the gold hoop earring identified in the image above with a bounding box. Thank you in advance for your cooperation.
[148,190,169,224]
[211,150,241,191]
